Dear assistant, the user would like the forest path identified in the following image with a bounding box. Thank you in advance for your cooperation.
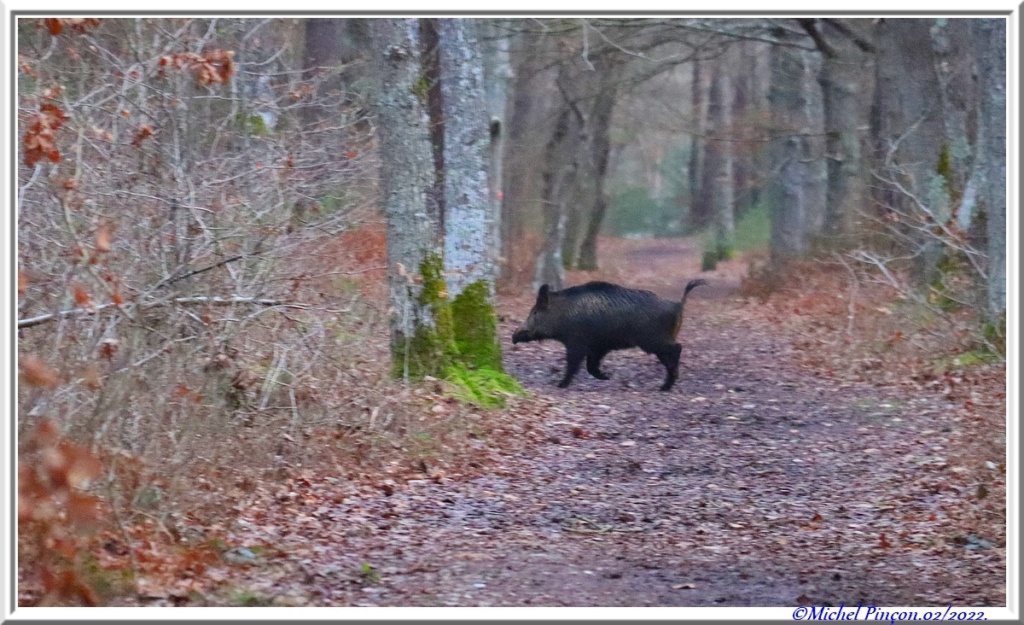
[223,237,1003,607]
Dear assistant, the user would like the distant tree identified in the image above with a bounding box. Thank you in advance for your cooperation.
[799,18,874,245]
[765,43,821,265]
[871,18,949,290]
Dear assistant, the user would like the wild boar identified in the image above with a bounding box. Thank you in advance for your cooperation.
[511,279,706,391]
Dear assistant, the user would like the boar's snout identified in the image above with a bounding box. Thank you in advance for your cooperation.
[511,328,530,344]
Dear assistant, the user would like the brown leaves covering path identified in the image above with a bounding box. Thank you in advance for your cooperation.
[203,238,1005,607]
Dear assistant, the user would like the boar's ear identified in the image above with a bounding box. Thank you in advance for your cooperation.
[536,284,550,310]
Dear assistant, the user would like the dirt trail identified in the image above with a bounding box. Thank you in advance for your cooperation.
[223,237,1004,607]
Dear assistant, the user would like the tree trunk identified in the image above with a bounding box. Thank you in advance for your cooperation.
[303,19,370,126]
[437,18,503,371]
[481,20,511,281]
[499,31,546,289]
[929,18,976,203]
[302,19,342,126]
[815,20,872,245]
[576,78,618,271]
[369,19,449,380]
[766,44,813,264]
[533,105,581,291]
[871,18,947,290]
[731,43,754,218]
[972,18,1006,319]
[688,59,708,230]
[706,68,735,253]
[419,19,446,224]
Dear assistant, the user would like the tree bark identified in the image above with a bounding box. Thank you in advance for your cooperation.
[534,103,581,291]
[972,18,1006,319]
[807,19,873,245]
[369,19,448,379]
[499,30,547,289]
[871,18,947,290]
[576,76,618,271]
[706,66,735,252]
[766,44,815,264]
[688,58,709,230]
[929,18,976,202]
[303,19,370,126]
[481,20,511,281]
[437,19,503,371]
[438,19,495,293]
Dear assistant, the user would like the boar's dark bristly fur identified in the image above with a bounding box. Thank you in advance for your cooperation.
[512,279,707,391]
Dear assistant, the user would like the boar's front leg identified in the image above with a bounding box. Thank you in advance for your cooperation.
[656,343,682,391]
[558,347,586,388]
[586,349,611,380]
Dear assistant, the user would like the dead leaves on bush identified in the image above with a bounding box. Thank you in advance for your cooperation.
[19,419,106,606]
[158,50,236,86]
[23,102,68,168]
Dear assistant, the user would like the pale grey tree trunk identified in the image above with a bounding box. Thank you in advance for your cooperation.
[929,19,975,195]
[973,18,1006,318]
[801,50,828,239]
[708,69,735,251]
[688,59,709,230]
[369,19,444,377]
[731,44,754,217]
[481,20,511,275]
[766,44,815,263]
[437,19,496,296]
[765,43,827,262]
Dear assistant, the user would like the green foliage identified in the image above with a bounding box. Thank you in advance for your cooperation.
[605,187,687,238]
[731,201,771,253]
[983,313,1006,354]
[701,249,719,272]
[234,112,268,136]
[443,364,526,409]
[232,589,273,607]
[358,563,380,585]
[928,250,971,312]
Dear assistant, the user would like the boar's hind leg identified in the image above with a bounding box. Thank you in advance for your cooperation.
[558,347,586,388]
[655,343,682,391]
[586,350,611,380]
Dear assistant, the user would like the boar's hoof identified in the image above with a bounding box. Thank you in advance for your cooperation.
[557,379,571,388]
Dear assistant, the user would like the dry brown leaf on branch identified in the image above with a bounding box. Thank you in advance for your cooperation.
[95,222,114,253]
[21,355,60,388]
[23,102,68,168]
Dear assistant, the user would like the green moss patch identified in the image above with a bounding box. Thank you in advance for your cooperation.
[443,364,526,408]
[451,280,503,372]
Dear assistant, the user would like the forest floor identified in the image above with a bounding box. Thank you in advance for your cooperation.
[31,235,1003,609]
[181,236,1005,608]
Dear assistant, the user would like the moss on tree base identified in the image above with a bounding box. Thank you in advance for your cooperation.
[451,280,503,372]
[391,258,511,391]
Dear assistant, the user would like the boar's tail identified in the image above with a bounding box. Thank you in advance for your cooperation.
[671,279,707,337]
[682,278,707,302]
